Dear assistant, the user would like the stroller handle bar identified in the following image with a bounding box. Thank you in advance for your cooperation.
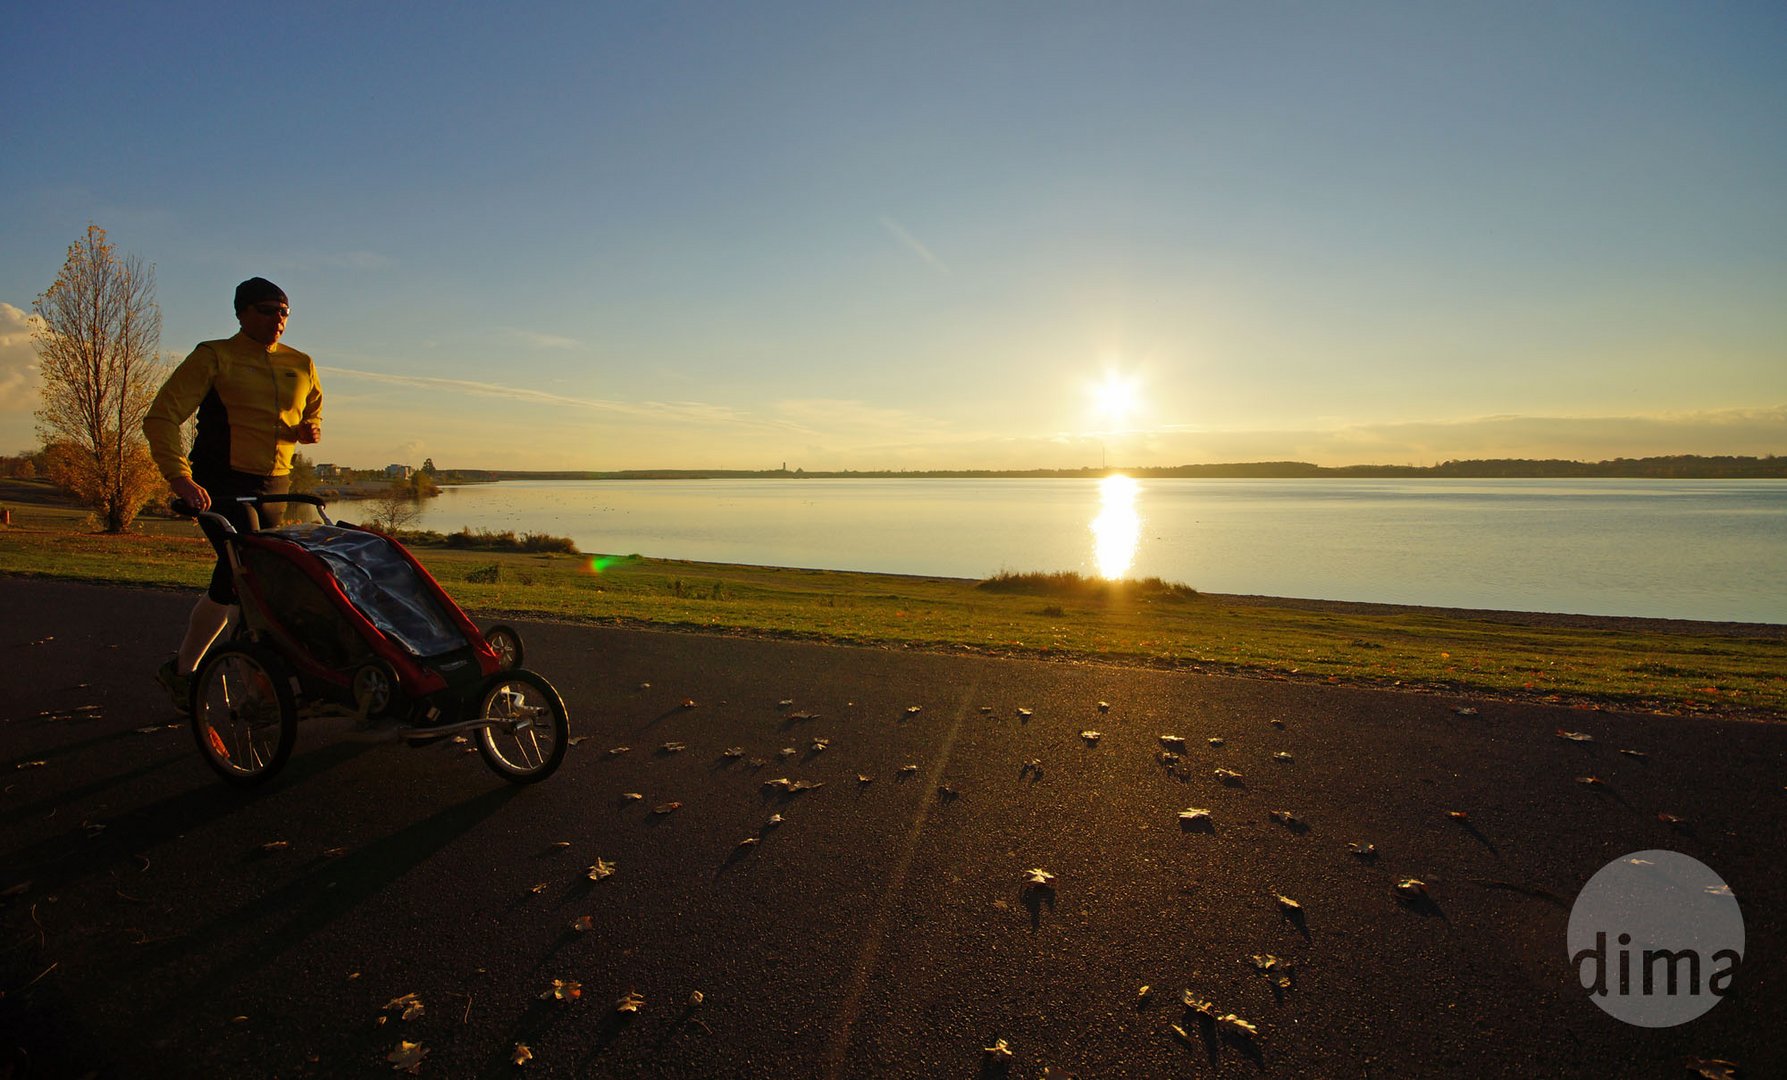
[171,492,335,544]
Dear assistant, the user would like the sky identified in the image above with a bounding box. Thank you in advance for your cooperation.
[2,2,1784,471]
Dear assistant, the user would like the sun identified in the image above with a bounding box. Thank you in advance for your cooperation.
[1090,371,1141,428]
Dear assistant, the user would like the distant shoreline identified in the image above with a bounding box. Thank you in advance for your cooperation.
[434,455,1787,482]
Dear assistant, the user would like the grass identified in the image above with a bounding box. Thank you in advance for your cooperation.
[2,479,1782,720]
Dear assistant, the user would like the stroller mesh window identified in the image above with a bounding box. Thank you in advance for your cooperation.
[241,546,377,671]
[260,524,471,659]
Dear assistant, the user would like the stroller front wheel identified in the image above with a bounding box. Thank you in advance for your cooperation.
[191,644,298,786]
[468,669,567,784]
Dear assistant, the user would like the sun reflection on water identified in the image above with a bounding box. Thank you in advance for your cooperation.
[1091,474,1141,579]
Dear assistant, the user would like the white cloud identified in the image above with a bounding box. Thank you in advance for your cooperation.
[0,303,43,412]
[880,217,950,275]
[506,329,581,350]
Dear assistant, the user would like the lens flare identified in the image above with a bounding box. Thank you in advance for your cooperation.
[1090,474,1141,579]
[584,555,627,574]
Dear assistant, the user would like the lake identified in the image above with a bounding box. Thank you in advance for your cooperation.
[414,477,1787,624]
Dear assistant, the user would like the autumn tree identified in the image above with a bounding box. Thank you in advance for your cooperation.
[32,225,167,532]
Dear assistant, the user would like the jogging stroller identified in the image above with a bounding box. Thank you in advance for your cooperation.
[178,493,568,786]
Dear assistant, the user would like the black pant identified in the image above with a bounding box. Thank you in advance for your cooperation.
[195,470,291,603]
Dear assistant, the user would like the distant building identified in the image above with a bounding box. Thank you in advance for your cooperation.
[384,463,413,480]
[316,463,340,480]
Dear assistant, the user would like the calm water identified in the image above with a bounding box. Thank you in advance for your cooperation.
[415,478,1787,623]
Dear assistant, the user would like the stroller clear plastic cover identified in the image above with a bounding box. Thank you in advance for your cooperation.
[265,523,469,658]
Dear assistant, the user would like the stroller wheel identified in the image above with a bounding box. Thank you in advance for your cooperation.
[468,669,567,784]
[191,644,298,786]
[352,660,399,717]
[483,624,524,671]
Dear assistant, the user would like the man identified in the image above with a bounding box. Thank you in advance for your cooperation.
[143,277,323,708]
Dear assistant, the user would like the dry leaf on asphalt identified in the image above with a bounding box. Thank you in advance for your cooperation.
[1178,808,1212,825]
[1215,768,1244,784]
[382,993,425,1022]
[607,746,631,756]
[1181,992,1218,1017]
[1349,842,1377,858]
[778,747,797,758]
[529,882,549,894]
[1659,812,1689,828]
[1080,730,1102,743]
[386,1040,428,1073]
[1619,748,1648,759]
[588,859,616,881]
[1022,868,1057,891]
[1395,878,1429,900]
[616,990,645,1014]
[1274,894,1302,914]
[857,774,874,784]
[1576,776,1605,787]
[789,780,825,792]
[1556,729,1594,742]
[765,814,784,827]
[722,747,744,758]
[1097,701,1111,712]
[810,738,829,751]
[1268,810,1301,828]
[512,1043,533,1066]
[1684,1058,1740,1080]
[1217,1014,1259,1039]
[899,764,918,775]
[906,705,923,715]
[1250,954,1294,988]
[764,777,792,791]
[1158,735,1185,750]
[680,699,697,709]
[1447,810,1470,822]
[653,802,682,814]
[661,742,686,753]
[1017,707,1034,718]
[984,1038,1015,1061]
[778,699,794,707]
[260,841,289,852]
[571,916,595,931]
[736,837,758,849]
[1272,752,1294,763]
[1208,737,1225,747]
[541,978,582,1002]
[622,792,643,801]
[1137,984,1152,1002]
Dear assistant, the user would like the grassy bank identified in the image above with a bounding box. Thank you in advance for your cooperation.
[1,484,1781,719]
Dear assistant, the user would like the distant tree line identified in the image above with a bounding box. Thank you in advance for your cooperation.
[459,455,1786,482]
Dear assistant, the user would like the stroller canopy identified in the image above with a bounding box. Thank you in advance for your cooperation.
[265,523,469,658]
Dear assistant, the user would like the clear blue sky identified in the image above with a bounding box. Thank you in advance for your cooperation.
[3,2,1783,470]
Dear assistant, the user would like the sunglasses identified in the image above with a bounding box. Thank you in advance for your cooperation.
[252,304,291,317]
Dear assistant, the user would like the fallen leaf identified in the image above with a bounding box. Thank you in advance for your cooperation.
[260,840,289,852]
[571,915,596,931]
[1395,878,1429,900]
[567,736,589,745]
[789,779,825,792]
[763,777,791,790]
[1097,701,1111,712]
[736,837,758,849]
[1217,1013,1259,1039]
[386,1040,428,1073]
[1349,842,1377,859]
[1016,707,1034,718]
[984,1038,1015,1061]
[661,741,686,753]
[979,706,995,714]
[688,990,705,1006]
[652,801,682,815]
[778,747,797,758]
[552,841,572,849]
[906,705,923,715]
[1178,808,1212,825]
[857,774,875,784]
[512,1043,533,1066]
[898,764,918,775]
[1658,812,1688,828]
[1250,954,1294,989]
[1022,867,1056,891]
[616,990,645,1013]
[1684,1060,1739,1080]
[529,882,550,894]
[1274,894,1301,914]
[810,738,830,751]
[1080,730,1102,742]
[722,747,744,758]
[1269,719,1285,728]
[765,813,784,827]
[1137,984,1153,1003]
[541,978,582,1002]
[1272,752,1294,763]
[622,792,643,801]
[1556,729,1594,742]
[1214,768,1244,784]
[680,699,698,709]
[778,699,794,707]
[788,711,820,721]
[1447,810,1469,822]
[1619,748,1648,759]
[607,746,631,756]
[1576,776,1605,787]
[1158,735,1186,750]
[1453,706,1479,716]
[1268,809,1301,828]
[1181,992,1218,1017]
[588,859,616,881]
[1207,737,1225,747]
[383,993,425,1022]
[17,761,46,769]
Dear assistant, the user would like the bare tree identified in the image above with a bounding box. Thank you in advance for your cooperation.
[365,482,425,533]
[32,225,167,532]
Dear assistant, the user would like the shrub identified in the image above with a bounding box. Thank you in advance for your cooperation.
[978,570,1197,602]
[465,564,501,584]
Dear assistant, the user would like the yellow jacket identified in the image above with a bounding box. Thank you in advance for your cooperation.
[144,332,323,481]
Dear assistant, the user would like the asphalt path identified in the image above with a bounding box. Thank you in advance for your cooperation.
[0,577,1781,1079]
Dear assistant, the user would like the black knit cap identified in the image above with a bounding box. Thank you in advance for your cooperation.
[233,277,287,313]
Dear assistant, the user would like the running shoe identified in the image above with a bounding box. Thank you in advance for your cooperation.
[156,658,192,713]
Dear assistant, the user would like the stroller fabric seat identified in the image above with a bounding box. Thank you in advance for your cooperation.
[265,523,469,659]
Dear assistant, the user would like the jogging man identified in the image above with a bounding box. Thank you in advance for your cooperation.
[143,277,323,707]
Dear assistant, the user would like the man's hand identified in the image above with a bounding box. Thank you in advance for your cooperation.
[172,476,210,512]
[297,419,321,444]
